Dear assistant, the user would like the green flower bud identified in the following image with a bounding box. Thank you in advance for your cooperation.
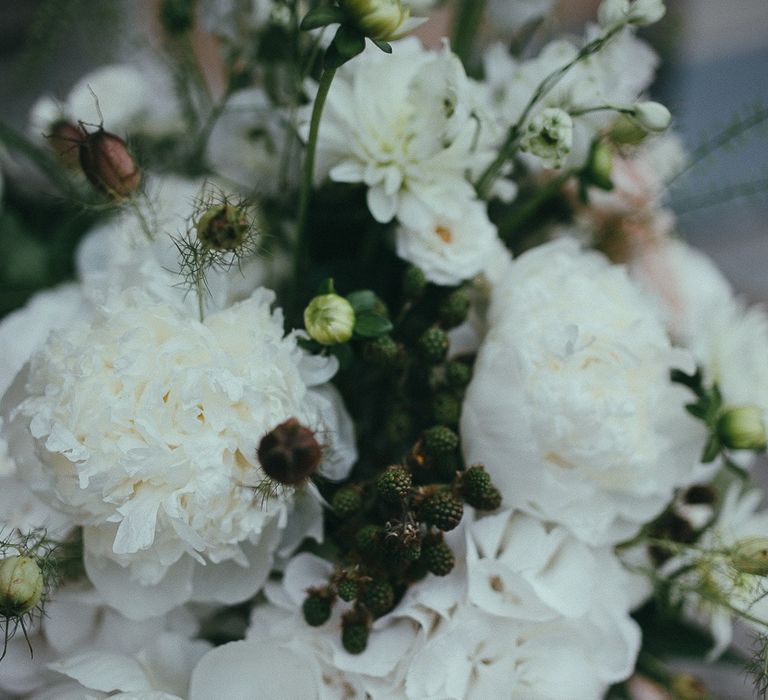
[196,203,251,251]
[304,294,356,345]
[0,556,44,616]
[732,538,768,577]
[717,406,767,451]
[586,141,614,190]
[338,0,413,42]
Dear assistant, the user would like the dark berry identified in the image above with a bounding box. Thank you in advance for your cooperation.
[432,392,461,426]
[422,426,459,457]
[361,580,394,617]
[302,593,332,626]
[342,620,369,654]
[438,290,470,329]
[417,327,449,365]
[424,541,455,576]
[363,335,398,367]
[377,467,412,503]
[402,266,427,299]
[421,490,464,531]
[332,488,362,517]
[445,361,472,390]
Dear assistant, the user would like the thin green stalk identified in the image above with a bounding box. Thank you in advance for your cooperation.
[476,24,623,199]
[452,0,487,69]
[294,66,337,282]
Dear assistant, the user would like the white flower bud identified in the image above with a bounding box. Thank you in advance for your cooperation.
[0,556,44,616]
[632,101,672,132]
[731,537,768,577]
[627,0,666,26]
[597,0,630,29]
[717,406,767,451]
[304,294,356,345]
[521,108,573,168]
[338,0,412,42]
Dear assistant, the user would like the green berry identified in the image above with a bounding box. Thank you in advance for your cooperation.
[342,619,369,654]
[337,579,359,602]
[402,266,427,299]
[302,593,332,627]
[385,409,412,445]
[432,392,461,426]
[421,490,464,531]
[377,467,412,503]
[422,426,459,457]
[332,488,362,517]
[445,361,472,390]
[355,524,383,556]
[361,580,395,617]
[363,335,398,367]
[424,541,455,576]
[474,486,502,511]
[417,327,449,365]
[461,465,492,505]
[438,290,470,329]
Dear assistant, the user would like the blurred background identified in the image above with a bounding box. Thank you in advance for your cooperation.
[0,0,766,304]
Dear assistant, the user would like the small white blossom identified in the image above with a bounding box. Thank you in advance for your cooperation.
[633,100,672,132]
[521,107,573,168]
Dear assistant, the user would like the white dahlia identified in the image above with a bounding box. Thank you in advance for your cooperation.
[461,238,707,545]
[7,287,356,618]
[305,38,498,230]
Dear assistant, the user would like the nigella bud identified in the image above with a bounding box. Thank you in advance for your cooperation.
[196,203,250,251]
[631,101,672,133]
[79,130,141,200]
[0,555,44,617]
[257,418,322,486]
[47,120,85,168]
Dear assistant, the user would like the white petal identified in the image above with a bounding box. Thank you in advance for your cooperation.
[49,651,152,693]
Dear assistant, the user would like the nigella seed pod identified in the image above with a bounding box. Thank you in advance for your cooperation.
[79,129,141,200]
[0,556,44,617]
[196,203,250,252]
[47,120,85,168]
[257,418,322,486]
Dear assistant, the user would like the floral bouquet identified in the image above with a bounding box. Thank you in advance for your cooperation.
[1,0,767,697]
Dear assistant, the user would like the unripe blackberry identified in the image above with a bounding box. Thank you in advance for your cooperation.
[432,392,461,426]
[337,579,359,602]
[332,488,362,517]
[355,524,383,556]
[363,335,398,367]
[385,409,412,445]
[422,426,459,457]
[377,467,412,503]
[417,327,449,365]
[424,541,455,576]
[461,465,495,508]
[445,361,472,390]
[438,290,470,329]
[342,617,369,655]
[302,591,332,627]
[421,490,464,531]
[361,580,394,617]
[258,418,322,486]
[402,266,427,299]
[473,486,502,511]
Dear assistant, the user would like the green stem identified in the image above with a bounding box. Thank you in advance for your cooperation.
[452,0,487,70]
[475,24,623,199]
[294,66,337,282]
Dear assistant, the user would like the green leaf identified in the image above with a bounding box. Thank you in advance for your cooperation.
[325,25,366,69]
[354,311,393,338]
[346,290,377,313]
[373,40,392,53]
[685,402,709,421]
[300,6,346,31]
[701,434,722,463]
[330,342,354,369]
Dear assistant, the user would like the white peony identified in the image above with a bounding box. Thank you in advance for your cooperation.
[395,200,501,286]
[6,287,356,618]
[487,0,556,32]
[305,38,498,231]
[462,238,708,545]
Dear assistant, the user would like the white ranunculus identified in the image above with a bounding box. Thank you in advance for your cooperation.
[395,200,500,286]
[305,38,498,231]
[462,238,708,545]
[6,287,356,618]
